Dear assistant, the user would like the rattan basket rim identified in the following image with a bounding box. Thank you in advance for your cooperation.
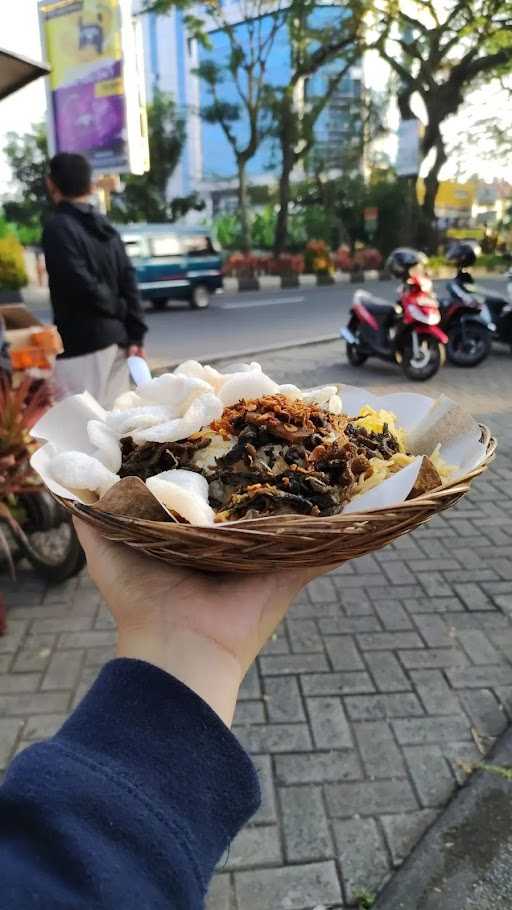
[56,424,495,537]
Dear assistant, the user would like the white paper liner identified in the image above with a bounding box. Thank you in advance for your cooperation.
[30,383,488,517]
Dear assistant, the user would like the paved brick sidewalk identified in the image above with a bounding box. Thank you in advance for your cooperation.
[1,341,511,909]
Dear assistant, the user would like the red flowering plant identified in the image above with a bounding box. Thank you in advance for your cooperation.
[352,248,384,271]
[0,376,52,568]
[335,246,354,272]
[269,254,304,275]
[223,252,265,279]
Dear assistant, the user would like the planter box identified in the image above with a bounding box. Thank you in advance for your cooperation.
[316,272,335,286]
[350,271,365,283]
[300,274,316,287]
[0,289,23,304]
[259,275,280,290]
[280,274,300,289]
[238,277,260,292]
[223,277,237,292]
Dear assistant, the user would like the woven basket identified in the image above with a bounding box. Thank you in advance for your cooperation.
[55,426,495,574]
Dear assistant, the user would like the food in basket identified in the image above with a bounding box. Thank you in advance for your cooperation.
[40,360,453,527]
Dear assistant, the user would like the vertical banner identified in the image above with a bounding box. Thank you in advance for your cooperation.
[39,0,149,175]
[396,118,421,178]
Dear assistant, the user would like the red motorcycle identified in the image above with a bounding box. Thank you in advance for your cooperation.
[341,248,448,381]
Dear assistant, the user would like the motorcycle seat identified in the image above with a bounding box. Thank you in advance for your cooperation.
[353,290,398,314]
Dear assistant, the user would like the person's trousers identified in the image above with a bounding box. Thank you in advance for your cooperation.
[53,344,130,408]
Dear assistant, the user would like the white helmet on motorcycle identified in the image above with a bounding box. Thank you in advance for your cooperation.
[386,248,428,279]
[446,240,481,269]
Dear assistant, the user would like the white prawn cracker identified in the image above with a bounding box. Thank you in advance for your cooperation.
[146,469,215,526]
[50,451,118,499]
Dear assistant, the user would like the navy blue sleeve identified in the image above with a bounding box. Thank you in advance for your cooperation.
[0,659,260,909]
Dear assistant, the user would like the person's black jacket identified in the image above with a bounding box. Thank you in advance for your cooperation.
[0,659,260,908]
[43,202,147,358]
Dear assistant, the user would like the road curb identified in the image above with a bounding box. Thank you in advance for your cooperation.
[152,333,340,371]
[223,271,378,293]
[374,723,512,910]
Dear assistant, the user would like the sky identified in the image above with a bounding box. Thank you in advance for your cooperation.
[0,0,47,192]
[0,1,510,197]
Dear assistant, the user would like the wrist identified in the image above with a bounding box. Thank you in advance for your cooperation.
[116,624,242,727]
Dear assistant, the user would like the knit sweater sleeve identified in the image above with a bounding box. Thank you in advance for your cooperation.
[0,659,260,909]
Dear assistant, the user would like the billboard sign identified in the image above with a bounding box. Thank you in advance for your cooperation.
[39,0,148,175]
[396,118,421,177]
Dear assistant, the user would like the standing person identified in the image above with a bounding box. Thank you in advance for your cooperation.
[43,152,147,407]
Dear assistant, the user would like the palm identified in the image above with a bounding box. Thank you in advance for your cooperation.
[76,520,314,673]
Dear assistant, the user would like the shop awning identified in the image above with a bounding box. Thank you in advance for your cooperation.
[0,47,49,102]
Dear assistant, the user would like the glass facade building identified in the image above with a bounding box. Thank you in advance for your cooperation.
[139,3,362,199]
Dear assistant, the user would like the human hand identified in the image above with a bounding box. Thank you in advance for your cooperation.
[127,345,145,358]
[74,520,319,726]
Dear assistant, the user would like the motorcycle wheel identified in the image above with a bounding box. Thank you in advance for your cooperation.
[446,323,492,367]
[16,492,86,583]
[400,335,444,381]
[346,321,368,366]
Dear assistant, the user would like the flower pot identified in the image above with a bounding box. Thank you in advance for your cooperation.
[350,270,365,283]
[316,272,335,286]
[378,269,389,281]
[238,276,260,292]
[0,289,23,304]
[280,274,300,289]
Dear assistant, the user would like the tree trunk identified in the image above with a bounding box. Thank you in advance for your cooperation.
[398,174,421,247]
[274,147,294,257]
[237,160,251,253]
[273,97,296,257]
[419,135,447,252]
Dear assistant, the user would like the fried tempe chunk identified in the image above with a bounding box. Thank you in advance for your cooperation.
[408,456,442,499]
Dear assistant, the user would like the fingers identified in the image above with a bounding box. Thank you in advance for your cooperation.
[73,517,109,562]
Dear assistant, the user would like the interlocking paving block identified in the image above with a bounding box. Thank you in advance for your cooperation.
[234,861,342,910]
[280,784,332,862]
[333,816,390,903]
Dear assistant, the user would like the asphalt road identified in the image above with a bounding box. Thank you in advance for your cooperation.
[25,276,508,369]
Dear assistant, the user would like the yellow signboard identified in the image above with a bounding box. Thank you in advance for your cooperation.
[417,180,477,215]
[39,0,149,174]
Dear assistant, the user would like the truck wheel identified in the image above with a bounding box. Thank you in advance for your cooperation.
[190,285,210,309]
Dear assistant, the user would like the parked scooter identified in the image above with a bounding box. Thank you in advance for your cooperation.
[341,248,448,381]
[440,241,511,363]
[0,312,85,583]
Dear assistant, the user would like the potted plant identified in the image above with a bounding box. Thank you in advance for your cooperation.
[335,246,353,274]
[0,234,27,305]
[270,253,304,288]
[306,240,334,285]
[223,252,260,291]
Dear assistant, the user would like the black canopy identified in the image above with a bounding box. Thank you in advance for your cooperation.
[0,47,49,102]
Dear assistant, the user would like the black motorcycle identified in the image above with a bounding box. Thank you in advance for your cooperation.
[441,241,511,364]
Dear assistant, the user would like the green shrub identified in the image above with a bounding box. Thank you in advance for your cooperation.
[0,235,28,290]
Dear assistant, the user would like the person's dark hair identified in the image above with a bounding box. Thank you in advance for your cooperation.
[49,153,92,198]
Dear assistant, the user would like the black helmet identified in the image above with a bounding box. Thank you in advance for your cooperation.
[446,240,481,269]
[386,248,428,279]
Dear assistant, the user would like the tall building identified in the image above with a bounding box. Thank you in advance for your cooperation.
[139,2,363,209]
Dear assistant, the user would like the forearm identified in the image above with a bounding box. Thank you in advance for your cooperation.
[117,625,242,727]
[0,660,260,909]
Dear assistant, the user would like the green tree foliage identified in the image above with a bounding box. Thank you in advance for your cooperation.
[2,123,49,244]
[267,0,367,255]
[374,0,512,243]
[196,0,288,251]
[111,90,203,223]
